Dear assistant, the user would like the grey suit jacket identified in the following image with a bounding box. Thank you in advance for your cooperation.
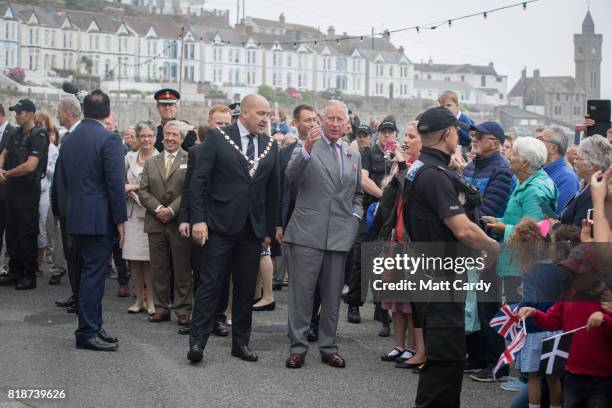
[283,137,363,252]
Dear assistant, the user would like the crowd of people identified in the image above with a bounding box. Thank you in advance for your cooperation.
[0,87,611,407]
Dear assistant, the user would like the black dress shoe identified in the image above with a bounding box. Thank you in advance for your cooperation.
[306,328,318,343]
[55,295,75,308]
[76,336,118,351]
[272,283,283,291]
[48,274,62,285]
[231,345,258,362]
[66,304,77,314]
[98,328,118,343]
[213,321,229,337]
[0,274,15,286]
[187,345,203,363]
[15,277,36,290]
[347,305,361,324]
[252,301,275,311]
[178,326,191,335]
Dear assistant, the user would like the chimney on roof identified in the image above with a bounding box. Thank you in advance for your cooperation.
[428,57,433,65]
[521,67,527,79]
[245,25,254,36]
[279,13,285,24]
[398,45,405,54]
[489,61,494,68]
[327,26,335,37]
[343,32,347,37]
[533,69,540,78]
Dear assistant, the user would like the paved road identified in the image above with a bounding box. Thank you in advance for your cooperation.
[0,270,514,408]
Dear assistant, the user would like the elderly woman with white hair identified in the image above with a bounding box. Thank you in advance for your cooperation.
[559,135,612,227]
[482,137,558,292]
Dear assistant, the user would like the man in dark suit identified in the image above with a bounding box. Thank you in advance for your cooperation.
[153,89,196,152]
[187,94,279,363]
[0,104,16,279]
[57,90,127,351]
[177,115,232,337]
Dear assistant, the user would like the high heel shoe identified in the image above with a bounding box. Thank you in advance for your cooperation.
[252,301,275,311]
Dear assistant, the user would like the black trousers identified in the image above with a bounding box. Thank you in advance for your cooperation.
[415,326,465,408]
[466,301,505,367]
[6,206,39,282]
[0,196,6,258]
[345,221,369,306]
[59,216,79,298]
[190,220,261,349]
[191,242,229,323]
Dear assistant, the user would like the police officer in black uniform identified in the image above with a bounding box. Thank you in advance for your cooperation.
[0,99,49,290]
[403,107,500,408]
[344,120,397,334]
[153,88,196,152]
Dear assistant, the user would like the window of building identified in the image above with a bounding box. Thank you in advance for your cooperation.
[427,74,431,80]
[336,57,347,72]
[573,106,582,116]
[565,94,569,102]
[352,59,361,73]
[445,76,451,82]
[554,106,562,116]
[389,66,394,77]
[272,71,281,87]
[228,48,233,63]
[590,71,597,89]
[575,94,580,103]
[481,75,486,87]
[287,54,292,68]
[461,75,465,82]
[496,77,502,83]
[234,49,240,63]
[376,64,383,77]
[273,52,281,67]
[286,72,292,87]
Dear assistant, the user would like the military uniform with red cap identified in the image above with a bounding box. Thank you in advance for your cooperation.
[154,88,197,153]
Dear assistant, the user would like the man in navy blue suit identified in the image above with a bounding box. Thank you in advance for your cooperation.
[56,90,127,351]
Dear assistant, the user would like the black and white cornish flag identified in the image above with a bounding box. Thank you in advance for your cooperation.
[539,331,575,376]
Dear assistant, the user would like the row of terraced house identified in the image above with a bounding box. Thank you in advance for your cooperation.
[0,2,508,105]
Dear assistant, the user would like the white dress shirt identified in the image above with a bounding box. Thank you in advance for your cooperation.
[237,119,258,157]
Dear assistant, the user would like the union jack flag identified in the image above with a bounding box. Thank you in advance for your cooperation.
[490,303,521,341]
[493,323,527,380]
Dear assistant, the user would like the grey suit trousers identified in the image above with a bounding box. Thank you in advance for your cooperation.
[287,243,347,355]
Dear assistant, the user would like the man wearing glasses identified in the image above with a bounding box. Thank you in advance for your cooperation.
[462,122,515,382]
[537,127,579,214]
[153,88,196,153]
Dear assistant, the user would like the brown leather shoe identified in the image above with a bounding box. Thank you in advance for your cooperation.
[285,352,306,369]
[321,352,346,368]
[148,313,170,323]
[177,314,191,326]
[118,284,130,297]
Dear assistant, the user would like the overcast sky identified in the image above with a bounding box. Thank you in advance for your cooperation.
[203,0,611,99]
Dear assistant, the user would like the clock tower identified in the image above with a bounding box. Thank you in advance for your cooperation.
[574,10,602,100]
